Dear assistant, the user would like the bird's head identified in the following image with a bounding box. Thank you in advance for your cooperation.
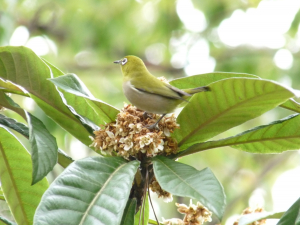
[114,55,148,77]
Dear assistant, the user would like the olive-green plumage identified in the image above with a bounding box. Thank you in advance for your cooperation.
[114,55,209,128]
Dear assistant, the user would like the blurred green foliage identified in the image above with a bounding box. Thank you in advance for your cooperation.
[1,0,300,223]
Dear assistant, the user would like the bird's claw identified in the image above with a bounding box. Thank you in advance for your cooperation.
[143,112,152,120]
[145,123,159,130]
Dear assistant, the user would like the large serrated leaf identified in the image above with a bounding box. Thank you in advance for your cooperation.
[152,156,226,221]
[0,46,91,145]
[178,113,300,157]
[0,126,49,225]
[34,157,140,225]
[49,73,119,125]
[174,78,295,150]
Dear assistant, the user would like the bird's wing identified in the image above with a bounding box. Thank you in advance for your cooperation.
[131,76,190,100]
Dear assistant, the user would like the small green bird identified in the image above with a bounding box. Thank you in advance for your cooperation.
[114,55,209,129]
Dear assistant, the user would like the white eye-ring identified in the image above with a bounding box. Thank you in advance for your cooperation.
[121,58,128,65]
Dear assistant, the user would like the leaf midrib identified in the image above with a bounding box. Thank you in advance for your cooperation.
[79,162,127,225]
[185,135,300,156]
[178,89,291,147]
[154,158,213,211]
[0,140,29,225]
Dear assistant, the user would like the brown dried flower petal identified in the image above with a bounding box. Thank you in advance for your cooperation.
[90,104,179,158]
[233,207,267,225]
[149,177,173,203]
[175,200,212,225]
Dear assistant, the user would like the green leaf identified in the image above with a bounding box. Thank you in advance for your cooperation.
[174,78,295,150]
[0,125,49,225]
[0,200,15,223]
[178,113,300,157]
[0,114,29,138]
[0,46,91,145]
[238,211,284,225]
[34,157,140,225]
[152,156,225,221]
[0,108,72,169]
[25,113,58,184]
[0,91,26,119]
[134,193,149,225]
[0,216,16,225]
[170,73,299,114]
[0,78,28,97]
[57,148,74,168]
[169,72,260,89]
[280,98,300,113]
[121,198,137,225]
[148,219,158,225]
[0,188,4,201]
[277,198,300,225]
[49,73,119,125]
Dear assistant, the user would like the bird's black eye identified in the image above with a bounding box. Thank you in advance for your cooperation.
[121,58,128,65]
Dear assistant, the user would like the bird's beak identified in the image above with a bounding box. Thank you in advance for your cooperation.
[113,59,121,64]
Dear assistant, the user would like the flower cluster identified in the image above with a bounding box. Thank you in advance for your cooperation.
[162,200,212,225]
[90,104,179,158]
[233,207,266,225]
[149,177,173,203]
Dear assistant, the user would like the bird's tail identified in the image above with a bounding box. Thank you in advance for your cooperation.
[184,86,210,94]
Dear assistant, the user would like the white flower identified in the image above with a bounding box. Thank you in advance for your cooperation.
[162,218,183,225]
[119,137,133,151]
[88,135,95,141]
[153,139,164,153]
[163,193,173,203]
[105,131,117,146]
[129,123,142,134]
[114,124,127,136]
[163,127,171,137]
[139,134,153,148]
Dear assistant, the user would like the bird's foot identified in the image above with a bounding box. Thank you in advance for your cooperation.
[145,123,159,130]
[143,112,153,120]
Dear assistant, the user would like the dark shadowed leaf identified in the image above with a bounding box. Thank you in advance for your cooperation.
[34,157,140,225]
[0,97,72,169]
[174,78,295,150]
[0,114,29,138]
[152,156,225,221]
[0,126,49,225]
[121,198,137,225]
[26,113,58,184]
[134,193,149,225]
[277,198,300,225]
